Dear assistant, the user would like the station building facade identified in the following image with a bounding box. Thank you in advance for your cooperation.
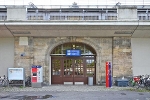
[0,5,150,85]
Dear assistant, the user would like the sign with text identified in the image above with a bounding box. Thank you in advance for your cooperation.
[8,68,25,80]
[66,49,81,56]
[106,62,112,88]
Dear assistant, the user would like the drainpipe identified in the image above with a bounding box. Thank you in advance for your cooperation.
[131,20,139,37]
[4,20,14,37]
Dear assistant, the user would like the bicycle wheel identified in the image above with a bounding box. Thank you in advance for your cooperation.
[128,79,136,87]
[145,83,150,90]
[128,79,132,87]
[147,86,150,90]
[134,82,140,89]
[2,80,8,87]
[0,82,3,87]
[26,81,31,87]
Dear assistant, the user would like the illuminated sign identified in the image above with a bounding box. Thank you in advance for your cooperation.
[66,50,81,56]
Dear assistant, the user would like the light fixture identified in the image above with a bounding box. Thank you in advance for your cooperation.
[73,44,75,47]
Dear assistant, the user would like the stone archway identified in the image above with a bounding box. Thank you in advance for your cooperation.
[14,37,113,85]
[45,37,102,85]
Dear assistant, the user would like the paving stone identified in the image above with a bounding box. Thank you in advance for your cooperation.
[0,85,131,92]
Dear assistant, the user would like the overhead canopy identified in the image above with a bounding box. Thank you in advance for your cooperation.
[0,20,150,38]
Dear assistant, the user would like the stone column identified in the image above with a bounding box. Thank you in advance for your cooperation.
[14,37,33,76]
[113,37,132,78]
[117,5,138,20]
[7,6,27,20]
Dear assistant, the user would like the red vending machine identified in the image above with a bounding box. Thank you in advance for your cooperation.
[31,65,43,88]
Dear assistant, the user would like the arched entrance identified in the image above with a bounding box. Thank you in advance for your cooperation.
[51,42,96,85]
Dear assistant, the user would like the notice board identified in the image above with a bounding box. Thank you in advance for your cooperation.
[8,68,25,80]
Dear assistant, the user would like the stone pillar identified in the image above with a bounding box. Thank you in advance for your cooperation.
[99,38,112,83]
[117,6,138,20]
[113,37,132,78]
[33,38,50,84]
[7,6,27,20]
[14,37,33,76]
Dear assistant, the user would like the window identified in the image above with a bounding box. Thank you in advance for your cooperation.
[68,16,80,20]
[52,59,61,75]
[139,16,146,20]
[38,16,43,20]
[148,16,150,20]
[107,16,117,20]
[84,16,98,20]
[28,16,31,20]
[86,59,95,76]
[51,43,96,56]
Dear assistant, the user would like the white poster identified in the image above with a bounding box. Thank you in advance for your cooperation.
[8,68,24,80]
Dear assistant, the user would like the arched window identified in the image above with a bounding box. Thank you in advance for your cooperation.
[51,42,96,56]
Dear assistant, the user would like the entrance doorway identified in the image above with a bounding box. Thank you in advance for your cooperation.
[51,43,96,85]
[63,58,84,85]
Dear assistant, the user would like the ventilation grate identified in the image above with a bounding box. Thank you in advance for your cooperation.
[12,31,31,34]
[114,31,133,34]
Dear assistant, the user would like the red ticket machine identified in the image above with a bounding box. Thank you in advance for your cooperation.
[31,65,43,88]
[32,66,37,83]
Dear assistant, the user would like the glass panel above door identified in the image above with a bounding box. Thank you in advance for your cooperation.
[51,42,96,56]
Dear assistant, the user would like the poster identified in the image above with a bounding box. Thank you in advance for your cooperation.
[8,68,24,80]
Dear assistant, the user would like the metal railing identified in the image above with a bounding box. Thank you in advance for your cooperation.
[0,6,150,21]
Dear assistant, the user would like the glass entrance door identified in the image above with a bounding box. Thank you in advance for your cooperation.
[51,42,96,85]
[63,59,74,84]
[63,58,86,85]
[73,59,85,84]
[51,57,63,84]
[52,57,95,85]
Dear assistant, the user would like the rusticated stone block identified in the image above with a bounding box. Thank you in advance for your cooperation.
[14,36,132,85]
[113,37,132,77]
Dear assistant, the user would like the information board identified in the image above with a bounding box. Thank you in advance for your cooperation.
[8,68,25,80]
[66,49,81,56]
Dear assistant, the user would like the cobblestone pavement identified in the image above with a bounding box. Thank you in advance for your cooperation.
[0,85,131,92]
[0,85,150,100]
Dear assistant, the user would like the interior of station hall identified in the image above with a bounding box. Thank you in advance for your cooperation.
[0,1,150,85]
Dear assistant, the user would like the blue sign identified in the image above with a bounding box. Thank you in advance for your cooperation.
[66,50,81,56]
[32,65,42,68]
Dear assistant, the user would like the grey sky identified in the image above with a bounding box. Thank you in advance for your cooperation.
[0,0,149,5]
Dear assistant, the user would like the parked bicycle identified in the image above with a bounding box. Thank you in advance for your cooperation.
[25,76,31,87]
[133,75,150,90]
[0,75,9,87]
[145,78,150,90]
[128,76,140,87]
[138,75,150,90]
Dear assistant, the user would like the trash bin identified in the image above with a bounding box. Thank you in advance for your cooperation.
[116,79,128,87]
[88,77,93,86]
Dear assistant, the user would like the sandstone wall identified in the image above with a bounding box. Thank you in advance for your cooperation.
[14,37,33,76]
[14,36,132,84]
[113,37,132,78]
